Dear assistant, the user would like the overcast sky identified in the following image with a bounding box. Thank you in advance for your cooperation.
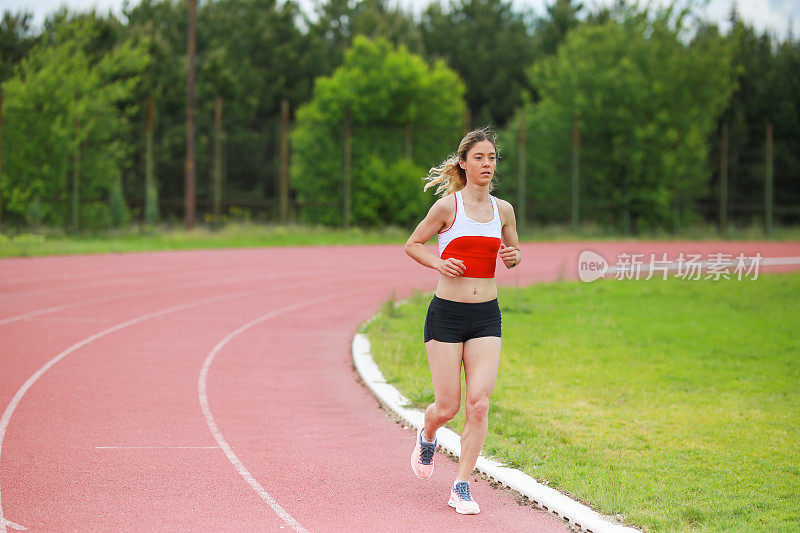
[2,0,797,39]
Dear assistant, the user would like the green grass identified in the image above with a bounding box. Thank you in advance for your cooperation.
[365,273,800,532]
[1,221,799,258]
[0,223,411,257]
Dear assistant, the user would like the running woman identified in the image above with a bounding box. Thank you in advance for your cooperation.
[404,127,521,515]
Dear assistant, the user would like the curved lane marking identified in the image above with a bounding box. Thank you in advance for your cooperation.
[0,264,403,326]
[198,290,368,533]
[0,519,24,531]
[0,280,338,533]
[0,270,319,327]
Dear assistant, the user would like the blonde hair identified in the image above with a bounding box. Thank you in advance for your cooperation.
[423,127,498,197]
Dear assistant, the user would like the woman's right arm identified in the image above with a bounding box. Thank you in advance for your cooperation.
[405,197,465,278]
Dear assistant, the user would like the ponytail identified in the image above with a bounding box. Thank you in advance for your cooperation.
[423,155,467,197]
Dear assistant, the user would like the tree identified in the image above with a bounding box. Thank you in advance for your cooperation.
[770,38,800,219]
[0,10,38,84]
[707,16,800,226]
[122,0,187,215]
[1,15,148,228]
[421,0,536,127]
[291,36,466,226]
[123,0,338,217]
[532,0,584,57]
[197,0,328,201]
[309,0,423,75]
[501,5,734,233]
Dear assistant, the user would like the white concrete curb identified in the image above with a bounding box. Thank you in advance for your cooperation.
[352,332,640,533]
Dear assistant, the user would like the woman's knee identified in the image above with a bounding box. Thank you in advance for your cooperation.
[465,396,490,422]
[435,400,460,421]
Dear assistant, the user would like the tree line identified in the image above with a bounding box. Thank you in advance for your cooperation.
[0,0,797,233]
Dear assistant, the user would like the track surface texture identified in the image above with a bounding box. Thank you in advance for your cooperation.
[1,241,798,532]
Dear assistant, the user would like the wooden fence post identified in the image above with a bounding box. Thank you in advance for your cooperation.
[144,94,159,225]
[765,123,773,236]
[279,99,290,223]
[0,89,4,228]
[343,107,352,228]
[719,123,728,235]
[184,0,197,229]
[72,117,81,234]
[571,116,580,231]
[517,111,526,234]
[213,96,224,222]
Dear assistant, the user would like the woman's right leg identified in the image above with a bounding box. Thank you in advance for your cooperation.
[422,339,463,440]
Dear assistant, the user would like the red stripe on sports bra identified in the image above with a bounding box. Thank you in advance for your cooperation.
[441,236,502,278]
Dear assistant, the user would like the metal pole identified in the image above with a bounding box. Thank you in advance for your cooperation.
[184,0,197,229]
[517,111,526,234]
[343,108,352,228]
[765,123,773,236]
[571,116,580,231]
[279,99,290,223]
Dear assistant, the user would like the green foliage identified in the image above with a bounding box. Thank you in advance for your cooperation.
[109,175,130,227]
[502,5,735,232]
[709,16,800,223]
[310,0,424,66]
[532,0,584,58]
[0,10,38,84]
[2,0,797,231]
[80,202,113,231]
[421,0,537,127]
[291,36,466,226]
[25,196,44,228]
[1,15,148,229]
[122,0,186,205]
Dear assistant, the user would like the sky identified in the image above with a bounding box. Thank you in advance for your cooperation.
[1,0,797,39]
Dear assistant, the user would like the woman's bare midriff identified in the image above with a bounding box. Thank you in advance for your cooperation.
[435,275,497,303]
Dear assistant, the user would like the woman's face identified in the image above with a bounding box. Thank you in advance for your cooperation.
[459,140,496,187]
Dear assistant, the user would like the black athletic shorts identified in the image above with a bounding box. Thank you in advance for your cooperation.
[424,295,502,343]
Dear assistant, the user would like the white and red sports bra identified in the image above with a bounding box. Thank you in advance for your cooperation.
[438,190,502,278]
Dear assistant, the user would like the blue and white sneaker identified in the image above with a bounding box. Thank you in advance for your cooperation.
[411,426,436,479]
[449,481,480,514]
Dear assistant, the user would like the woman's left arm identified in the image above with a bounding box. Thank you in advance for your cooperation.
[498,199,521,269]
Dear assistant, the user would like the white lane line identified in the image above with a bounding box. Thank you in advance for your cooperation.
[0,280,322,533]
[0,270,305,326]
[95,446,219,450]
[0,519,24,531]
[0,263,405,327]
[198,288,368,533]
[0,259,257,293]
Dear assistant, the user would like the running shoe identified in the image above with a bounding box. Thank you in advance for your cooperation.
[449,481,480,514]
[410,426,437,479]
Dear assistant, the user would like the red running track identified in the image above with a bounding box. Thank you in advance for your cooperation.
[1,241,798,531]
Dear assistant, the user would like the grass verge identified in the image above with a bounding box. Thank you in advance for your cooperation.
[0,223,411,257]
[1,222,798,258]
[365,273,800,532]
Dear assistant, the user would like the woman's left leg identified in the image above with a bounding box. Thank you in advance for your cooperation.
[457,336,501,481]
